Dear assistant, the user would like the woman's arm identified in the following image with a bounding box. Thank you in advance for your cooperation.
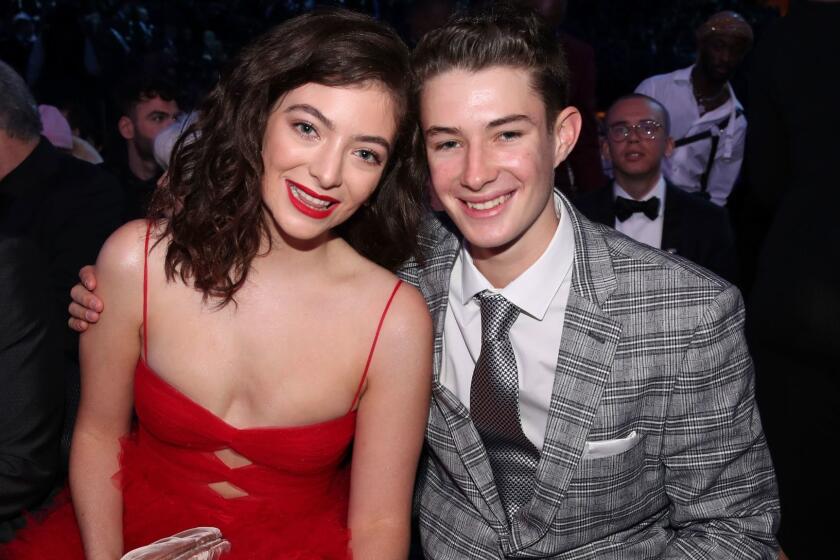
[70,221,148,560]
[347,284,432,559]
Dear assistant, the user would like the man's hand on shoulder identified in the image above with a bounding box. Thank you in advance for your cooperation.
[68,265,102,332]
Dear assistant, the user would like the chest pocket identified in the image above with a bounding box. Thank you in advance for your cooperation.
[567,432,648,500]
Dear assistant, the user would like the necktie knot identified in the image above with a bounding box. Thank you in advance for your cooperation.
[614,195,660,222]
[475,291,520,341]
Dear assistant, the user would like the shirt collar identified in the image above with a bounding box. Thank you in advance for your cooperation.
[457,192,575,321]
[672,65,695,84]
[613,174,666,215]
[675,64,744,112]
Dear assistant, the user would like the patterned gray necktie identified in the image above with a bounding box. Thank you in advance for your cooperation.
[470,291,540,522]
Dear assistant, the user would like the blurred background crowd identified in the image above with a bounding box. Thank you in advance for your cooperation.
[0,0,782,149]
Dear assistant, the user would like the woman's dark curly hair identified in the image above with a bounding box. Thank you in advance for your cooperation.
[149,9,424,306]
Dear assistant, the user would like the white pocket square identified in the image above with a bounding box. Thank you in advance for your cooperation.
[582,430,641,459]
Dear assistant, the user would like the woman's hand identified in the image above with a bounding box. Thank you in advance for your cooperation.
[120,527,231,560]
[68,265,102,332]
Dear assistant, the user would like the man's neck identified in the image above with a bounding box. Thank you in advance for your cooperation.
[468,202,559,289]
[690,65,728,99]
[0,134,39,182]
[614,171,661,200]
[126,143,160,182]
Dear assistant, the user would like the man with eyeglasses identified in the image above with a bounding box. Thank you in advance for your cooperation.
[575,94,737,281]
[636,11,753,207]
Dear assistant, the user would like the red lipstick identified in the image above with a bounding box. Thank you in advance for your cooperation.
[286,179,339,219]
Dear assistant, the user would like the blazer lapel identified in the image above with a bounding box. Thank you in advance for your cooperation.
[594,184,617,227]
[661,182,683,254]
[514,197,623,548]
[411,214,511,529]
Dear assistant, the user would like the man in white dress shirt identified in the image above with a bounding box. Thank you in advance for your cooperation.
[574,94,738,281]
[636,11,753,206]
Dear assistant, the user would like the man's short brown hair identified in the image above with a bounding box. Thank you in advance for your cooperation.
[411,1,570,126]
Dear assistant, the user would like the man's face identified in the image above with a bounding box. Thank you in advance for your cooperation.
[120,95,180,159]
[603,97,673,188]
[697,35,749,83]
[420,66,579,262]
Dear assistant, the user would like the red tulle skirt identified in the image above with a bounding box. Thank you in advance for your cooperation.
[1,432,352,559]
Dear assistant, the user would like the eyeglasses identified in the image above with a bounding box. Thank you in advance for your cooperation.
[607,120,664,142]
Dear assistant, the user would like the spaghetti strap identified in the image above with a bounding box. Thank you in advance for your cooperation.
[348,280,403,411]
[142,221,152,362]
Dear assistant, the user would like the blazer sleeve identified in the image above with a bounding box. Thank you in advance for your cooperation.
[0,238,63,522]
[662,284,779,558]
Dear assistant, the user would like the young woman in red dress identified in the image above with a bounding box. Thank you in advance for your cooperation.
[2,9,431,559]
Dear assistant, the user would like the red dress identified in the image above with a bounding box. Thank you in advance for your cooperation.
[2,226,403,560]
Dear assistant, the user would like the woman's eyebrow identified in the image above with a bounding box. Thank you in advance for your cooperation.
[284,104,335,130]
[354,135,391,153]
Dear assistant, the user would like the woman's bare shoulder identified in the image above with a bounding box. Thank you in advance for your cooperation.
[383,281,431,339]
[95,219,155,278]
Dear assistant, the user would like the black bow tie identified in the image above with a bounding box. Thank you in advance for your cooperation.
[614,196,660,222]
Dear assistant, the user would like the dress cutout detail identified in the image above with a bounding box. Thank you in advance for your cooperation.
[1,223,404,559]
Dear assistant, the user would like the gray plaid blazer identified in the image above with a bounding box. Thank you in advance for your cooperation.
[398,195,779,559]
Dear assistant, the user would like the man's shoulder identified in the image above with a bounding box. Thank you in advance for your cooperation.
[666,184,728,221]
[665,184,734,244]
[36,151,123,216]
[590,218,730,293]
[398,212,460,288]
[635,66,692,97]
[570,185,612,225]
[52,151,120,193]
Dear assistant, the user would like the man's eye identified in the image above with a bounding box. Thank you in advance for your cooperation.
[643,126,658,136]
[434,140,459,151]
[499,131,522,142]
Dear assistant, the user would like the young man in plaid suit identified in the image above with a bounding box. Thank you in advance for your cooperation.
[399,5,779,558]
[70,5,779,558]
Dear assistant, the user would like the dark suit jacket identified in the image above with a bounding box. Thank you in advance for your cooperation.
[0,237,62,541]
[0,138,123,470]
[572,181,738,283]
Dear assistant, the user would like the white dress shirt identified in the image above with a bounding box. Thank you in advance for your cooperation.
[440,194,575,450]
[636,65,746,207]
[613,176,666,250]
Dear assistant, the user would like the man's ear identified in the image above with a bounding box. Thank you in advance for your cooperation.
[600,137,612,165]
[552,106,582,168]
[118,116,135,141]
[664,136,675,158]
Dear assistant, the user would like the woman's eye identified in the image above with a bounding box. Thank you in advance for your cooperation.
[294,122,317,137]
[356,149,383,166]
